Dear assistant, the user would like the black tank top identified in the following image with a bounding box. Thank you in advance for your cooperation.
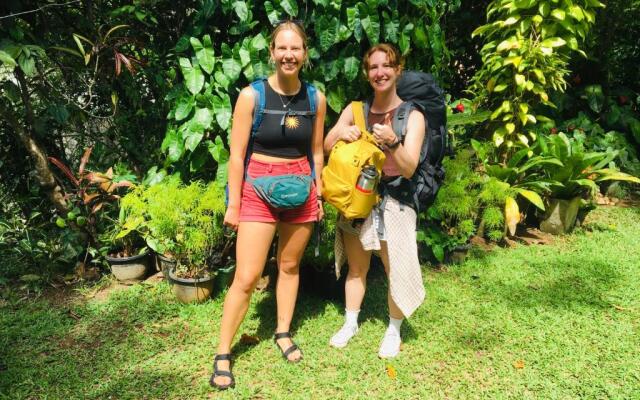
[252,82,314,159]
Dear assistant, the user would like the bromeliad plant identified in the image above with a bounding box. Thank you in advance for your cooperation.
[49,147,134,264]
[535,132,640,200]
[470,0,604,157]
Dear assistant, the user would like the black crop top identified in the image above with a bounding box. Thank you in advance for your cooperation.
[252,82,314,159]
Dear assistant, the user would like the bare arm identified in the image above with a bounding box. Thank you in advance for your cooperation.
[372,109,425,179]
[323,103,361,153]
[312,90,327,219]
[389,109,425,178]
[223,86,255,230]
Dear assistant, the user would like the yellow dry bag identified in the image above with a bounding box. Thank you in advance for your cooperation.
[321,101,386,219]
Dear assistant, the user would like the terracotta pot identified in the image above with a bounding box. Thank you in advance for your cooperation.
[106,250,150,282]
[168,268,215,303]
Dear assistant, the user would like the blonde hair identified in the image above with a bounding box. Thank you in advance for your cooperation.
[362,43,404,75]
[269,21,308,51]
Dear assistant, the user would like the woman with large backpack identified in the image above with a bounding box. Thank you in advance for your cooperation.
[323,43,425,358]
[210,21,326,390]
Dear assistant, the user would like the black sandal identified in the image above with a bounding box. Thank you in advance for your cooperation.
[274,332,303,363]
[209,353,235,390]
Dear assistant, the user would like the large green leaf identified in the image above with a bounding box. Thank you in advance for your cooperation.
[413,24,428,49]
[343,56,359,81]
[213,93,232,131]
[428,23,443,62]
[347,7,363,42]
[190,145,210,172]
[0,50,17,68]
[179,58,204,95]
[264,2,280,25]
[251,33,267,51]
[18,55,36,77]
[383,10,399,42]
[359,2,380,44]
[583,85,604,113]
[208,136,230,186]
[175,94,195,121]
[222,57,242,82]
[327,85,346,113]
[182,129,204,151]
[233,1,249,21]
[317,15,339,51]
[191,35,215,74]
[162,128,185,163]
[192,107,213,130]
[280,0,298,16]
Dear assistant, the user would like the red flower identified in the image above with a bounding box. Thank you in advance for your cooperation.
[572,74,582,85]
[550,127,558,135]
[619,95,629,105]
[455,103,465,113]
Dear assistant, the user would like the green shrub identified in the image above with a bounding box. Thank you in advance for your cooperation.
[117,176,226,277]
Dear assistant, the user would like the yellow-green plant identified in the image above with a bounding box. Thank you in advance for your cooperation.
[471,0,604,156]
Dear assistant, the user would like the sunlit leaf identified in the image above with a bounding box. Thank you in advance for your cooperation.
[505,196,520,236]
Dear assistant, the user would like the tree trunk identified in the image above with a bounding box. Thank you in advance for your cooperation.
[1,72,68,214]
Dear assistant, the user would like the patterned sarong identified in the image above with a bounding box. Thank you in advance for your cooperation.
[334,197,425,317]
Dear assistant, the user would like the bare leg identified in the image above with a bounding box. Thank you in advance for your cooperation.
[343,230,373,311]
[329,230,372,348]
[274,222,313,361]
[213,221,276,387]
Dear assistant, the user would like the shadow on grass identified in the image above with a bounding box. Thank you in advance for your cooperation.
[443,257,623,352]
[0,283,200,398]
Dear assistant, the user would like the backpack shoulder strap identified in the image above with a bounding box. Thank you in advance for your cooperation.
[304,81,318,179]
[305,82,317,115]
[249,78,267,138]
[392,101,414,143]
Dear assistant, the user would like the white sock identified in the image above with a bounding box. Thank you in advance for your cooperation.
[345,309,360,327]
[387,316,403,336]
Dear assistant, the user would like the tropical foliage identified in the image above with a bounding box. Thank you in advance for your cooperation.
[470,0,604,155]
[0,0,639,279]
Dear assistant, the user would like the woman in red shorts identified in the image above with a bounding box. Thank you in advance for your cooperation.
[210,20,326,390]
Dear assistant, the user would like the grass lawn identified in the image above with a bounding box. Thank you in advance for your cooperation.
[1,205,639,399]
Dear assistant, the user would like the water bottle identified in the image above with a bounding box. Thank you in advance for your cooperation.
[355,165,378,194]
[351,165,379,217]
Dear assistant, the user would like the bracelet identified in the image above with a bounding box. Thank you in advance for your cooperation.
[387,137,401,149]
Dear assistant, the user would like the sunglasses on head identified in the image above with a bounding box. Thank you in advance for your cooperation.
[274,19,304,28]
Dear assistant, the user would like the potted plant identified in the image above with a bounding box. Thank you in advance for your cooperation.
[534,132,640,234]
[49,147,140,279]
[299,204,346,299]
[108,188,152,282]
[122,176,229,302]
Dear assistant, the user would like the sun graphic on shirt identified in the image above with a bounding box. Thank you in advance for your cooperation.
[284,115,300,130]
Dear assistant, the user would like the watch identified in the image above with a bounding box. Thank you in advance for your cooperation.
[387,137,401,149]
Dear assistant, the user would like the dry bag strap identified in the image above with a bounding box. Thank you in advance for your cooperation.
[352,101,367,133]
[351,101,377,144]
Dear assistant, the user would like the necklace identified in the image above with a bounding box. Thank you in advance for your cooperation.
[277,91,297,108]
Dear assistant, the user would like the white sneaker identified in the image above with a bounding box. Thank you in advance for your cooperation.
[329,324,359,348]
[378,329,401,358]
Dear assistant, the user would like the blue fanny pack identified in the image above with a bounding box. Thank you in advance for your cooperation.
[246,174,313,209]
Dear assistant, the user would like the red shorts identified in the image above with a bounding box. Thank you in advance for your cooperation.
[239,157,319,223]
